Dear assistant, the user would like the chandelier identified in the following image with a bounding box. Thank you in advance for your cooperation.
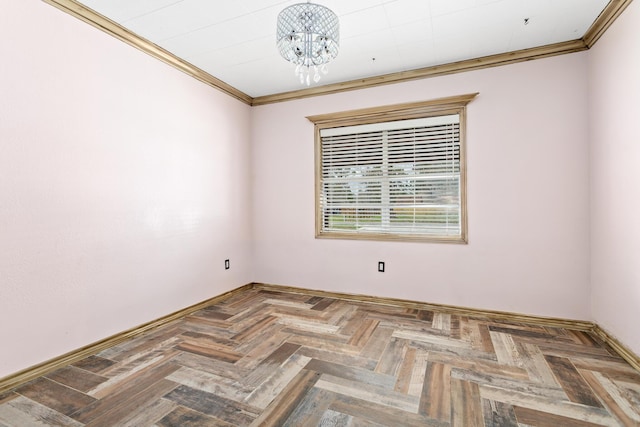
[276,2,340,86]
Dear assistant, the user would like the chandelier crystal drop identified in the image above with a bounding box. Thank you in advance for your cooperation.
[276,2,340,86]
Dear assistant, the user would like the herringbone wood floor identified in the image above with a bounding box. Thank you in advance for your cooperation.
[1,288,639,426]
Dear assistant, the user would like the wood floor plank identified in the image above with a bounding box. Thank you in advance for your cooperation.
[175,342,242,363]
[359,326,395,360]
[72,355,116,374]
[306,358,396,389]
[393,329,471,349]
[514,341,560,388]
[281,387,336,426]
[156,405,234,427]
[479,385,618,426]
[329,392,449,427]
[196,307,234,321]
[97,325,182,362]
[244,354,311,409]
[572,357,640,382]
[311,298,337,312]
[89,348,180,398]
[231,315,278,342]
[427,351,530,381]
[164,384,260,425]
[348,318,380,347]
[375,337,408,377]
[276,316,341,334]
[489,325,566,341]
[0,392,16,405]
[0,395,83,427]
[451,378,484,427]
[296,346,377,370]
[537,342,623,363]
[394,346,417,394]
[305,296,324,305]
[407,350,430,398]
[172,351,248,381]
[119,396,177,427]
[450,315,461,340]
[167,366,252,402]
[71,361,180,423]
[482,398,518,427]
[287,334,359,357]
[567,330,600,347]
[249,369,322,427]
[316,374,420,413]
[15,377,96,417]
[544,355,604,408]
[513,405,605,427]
[431,313,451,333]
[417,309,434,323]
[46,365,109,393]
[260,342,301,368]
[410,338,498,362]
[478,323,496,354]
[490,331,524,368]
[235,329,291,369]
[316,409,353,426]
[450,368,567,401]
[280,326,350,345]
[419,362,451,421]
[180,330,238,348]
[580,369,640,425]
[3,287,639,426]
[84,378,177,427]
[325,302,358,326]
[463,318,486,352]
[338,308,368,337]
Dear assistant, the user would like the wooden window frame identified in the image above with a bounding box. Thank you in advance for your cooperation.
[307,93,478,244]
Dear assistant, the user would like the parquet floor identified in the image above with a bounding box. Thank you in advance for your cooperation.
[1,288,639,426]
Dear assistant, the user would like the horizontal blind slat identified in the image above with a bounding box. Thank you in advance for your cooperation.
[320,114,462,239]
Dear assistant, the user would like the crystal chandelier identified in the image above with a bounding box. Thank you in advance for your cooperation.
[276,2,340,86]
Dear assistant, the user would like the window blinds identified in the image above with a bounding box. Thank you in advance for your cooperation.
[319,114,461,237]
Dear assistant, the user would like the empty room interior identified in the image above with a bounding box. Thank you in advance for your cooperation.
[1,0,639,425]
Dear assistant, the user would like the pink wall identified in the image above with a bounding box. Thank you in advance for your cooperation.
[588,0,640,356]
[4,0,636,381]
[0,2,252,378]
[251,53,591,321]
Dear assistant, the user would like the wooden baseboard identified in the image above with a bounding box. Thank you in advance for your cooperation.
[0,283,252,395]
[253,282,595,331]
[254,283,640,372]
[3,282,638,394]
[592,324,640,372]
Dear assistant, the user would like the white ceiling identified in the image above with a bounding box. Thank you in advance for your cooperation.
[76,0,610,98]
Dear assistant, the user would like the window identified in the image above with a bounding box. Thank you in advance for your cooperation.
[308,93,477,243]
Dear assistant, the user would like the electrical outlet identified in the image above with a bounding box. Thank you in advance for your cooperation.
[378,261,385,272]
[225,259,230,270]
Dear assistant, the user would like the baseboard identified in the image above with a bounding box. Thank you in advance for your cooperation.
[592,324,640,372]
[2,282,638,395]
[252,282,595,331]
[0,283,252,395]
[254,282,640,372]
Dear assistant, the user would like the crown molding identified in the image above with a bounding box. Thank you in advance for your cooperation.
[42,0,253,105]
[583,0,635,47]
[252,39,587,105]
[42,0,631,107]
